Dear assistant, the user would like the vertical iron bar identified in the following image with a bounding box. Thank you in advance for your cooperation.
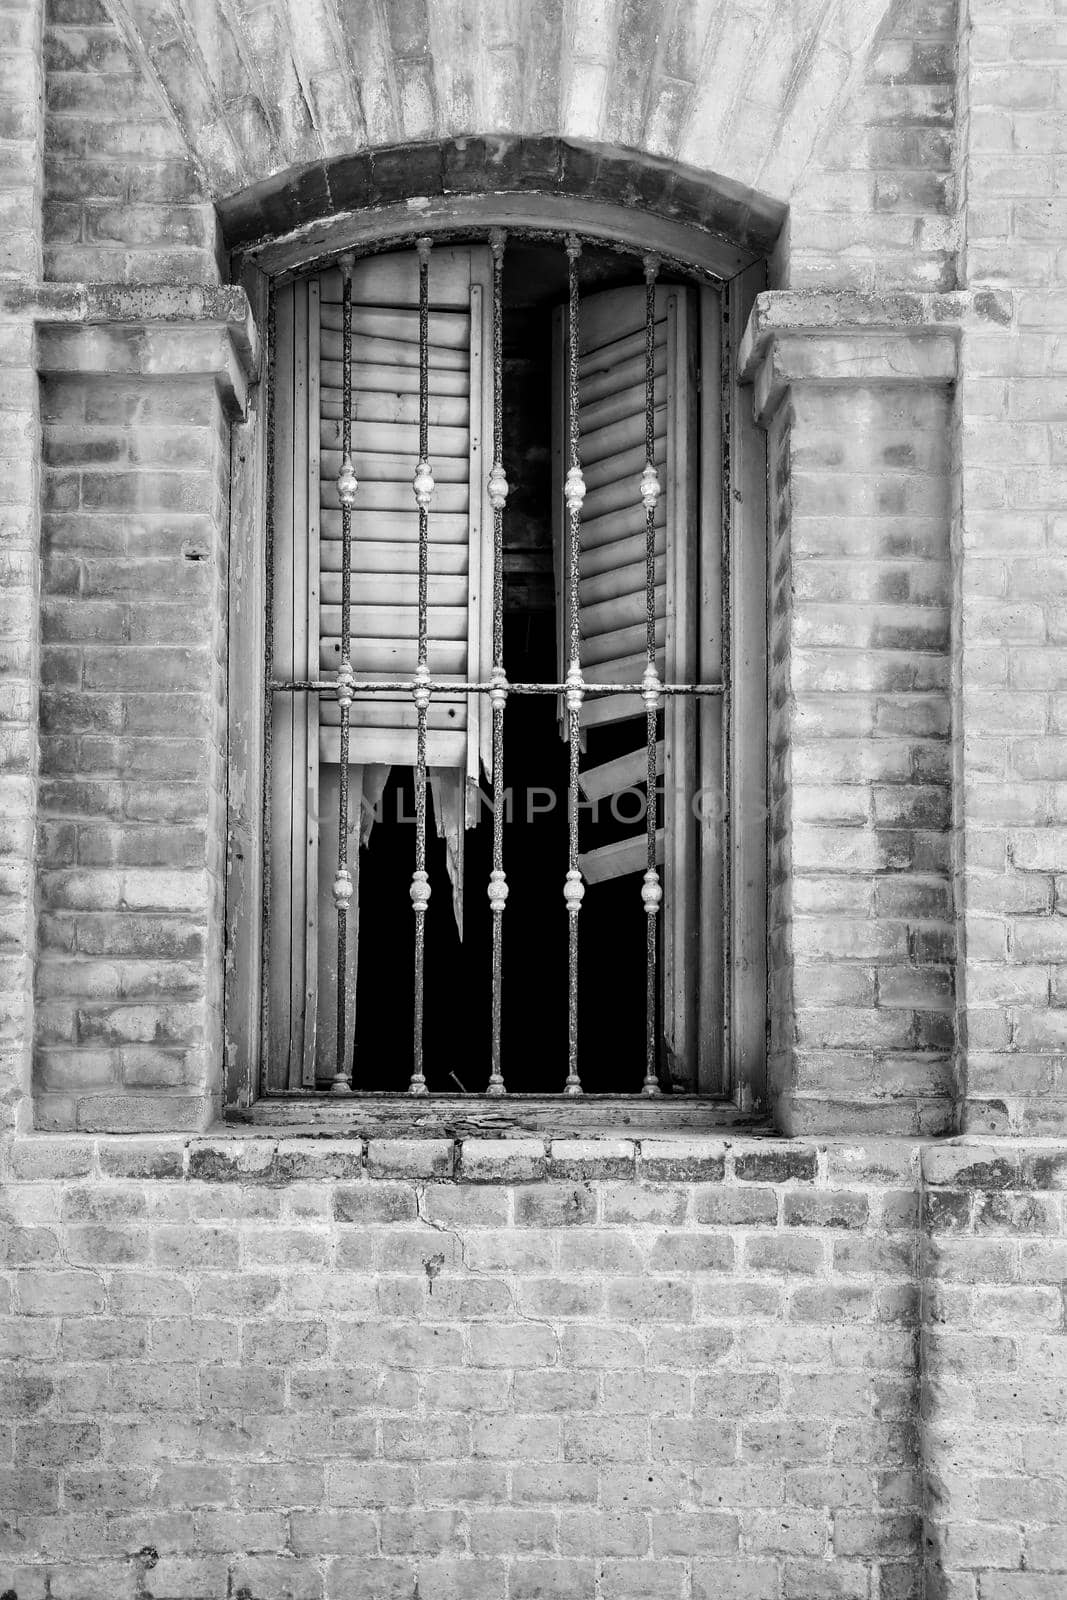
[486,229,509,1096]
[409,236,434,1095]
[563,234,585,1096]
[330,254,357,1094]
[640,255,663,1096]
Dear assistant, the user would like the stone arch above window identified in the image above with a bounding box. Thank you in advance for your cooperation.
[219,137,787,276]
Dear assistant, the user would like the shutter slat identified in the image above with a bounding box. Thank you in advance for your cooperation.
[581,616,667,668]
[320,363,470,399]
[320,726,467,767]
[320,509,470,543]
[580,742,664,801]
[581,527,666,579]
[582,693,644,728]
[320,638,468,675]
[579,553,666,608]
[320,539,468,575]
[581,589,667,642]
[320,391,469,429]
[321,699,466,730]
[319,302,469,348]
[581,500,667,552]
[584,651,661,685]
[321,480,470,513]
[579,345,667,407]
[582,467,667,525]
[584,435,667,496]
[320,420,470,459]
[578,318,667,376]
[320,603,468,641]
[320,448,469,482]
[320,572,468,608]
[579,829,665,884]
[320,330,468,372]
[580,376,666,435]
[580,404,667,467]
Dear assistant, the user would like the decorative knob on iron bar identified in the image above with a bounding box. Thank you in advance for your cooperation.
[488,869,509,915]
[564,466,586,517]
[337,454,358,509]
[412,663,432,712]
[332,866,353,912]
[565,662,585,715]
[641,868,663,917]
[640,462,660,511]
[488,460,509,511]
[410,870,431,913]
[413,458,435,511]
[564,868,585,915]
[641,663,662,713]
[490,664,508,713]
[335,659,355,712]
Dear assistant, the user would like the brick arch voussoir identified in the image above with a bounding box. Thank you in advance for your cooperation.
[218,135,787,275]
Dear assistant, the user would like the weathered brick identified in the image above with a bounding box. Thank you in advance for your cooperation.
[0,14,1062,1600]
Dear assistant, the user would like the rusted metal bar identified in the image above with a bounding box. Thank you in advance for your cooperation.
[274,680,725,697]
[408,236,434,1096]
[330,253,357,1095]
[641,253,663,1098]
[486,229,508,1097]
[563,234,585,1097]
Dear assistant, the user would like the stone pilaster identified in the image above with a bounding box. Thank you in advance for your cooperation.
[742,293,973,1136]
[27,285,258,1131]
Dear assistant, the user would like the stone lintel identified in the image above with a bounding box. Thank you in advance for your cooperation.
[20,281,259,420]
[738,289,1012,424]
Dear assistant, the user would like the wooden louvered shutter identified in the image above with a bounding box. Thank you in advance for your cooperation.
[317,248,492,784]
[553,282,700,1073]
[268,248,493,1090]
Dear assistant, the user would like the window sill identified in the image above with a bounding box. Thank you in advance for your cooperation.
[229,1093,770,1143]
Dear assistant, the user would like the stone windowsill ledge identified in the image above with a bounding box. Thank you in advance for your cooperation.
[2,1132,1066,1188]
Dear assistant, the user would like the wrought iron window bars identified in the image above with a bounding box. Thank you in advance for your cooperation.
[267,229,725,1097]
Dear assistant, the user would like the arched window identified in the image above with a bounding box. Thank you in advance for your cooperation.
[227,205,767,1114]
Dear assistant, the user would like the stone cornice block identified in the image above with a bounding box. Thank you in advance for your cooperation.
[10,280,259,420]
[738,289,1013,424]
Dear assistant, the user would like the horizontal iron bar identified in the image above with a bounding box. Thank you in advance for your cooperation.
[273,679,726,696]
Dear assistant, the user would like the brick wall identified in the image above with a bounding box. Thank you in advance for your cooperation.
[43,0,219,285]
[1,1132,1063,1600]
[788,0,958,294]
[921,1144,1067,1600]
[953,0,1067,1133]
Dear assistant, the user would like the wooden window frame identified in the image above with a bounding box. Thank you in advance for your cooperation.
[224,203,767,1115]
